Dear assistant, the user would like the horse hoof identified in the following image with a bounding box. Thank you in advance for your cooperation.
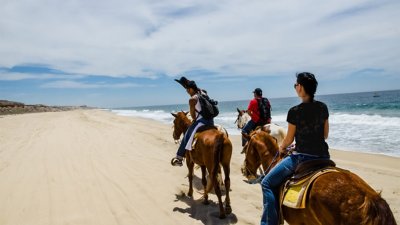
[202,199,210,205]
[219,214,226,219]
[225,205,232,215]
[187,192,193,197]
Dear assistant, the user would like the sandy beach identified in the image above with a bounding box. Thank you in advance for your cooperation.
[0,110,398,225]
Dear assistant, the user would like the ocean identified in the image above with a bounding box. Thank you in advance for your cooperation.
[109,90,400,157]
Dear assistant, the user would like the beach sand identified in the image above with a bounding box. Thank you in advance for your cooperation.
[0,110,398,225]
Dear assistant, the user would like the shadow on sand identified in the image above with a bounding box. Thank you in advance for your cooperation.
[173,175,238,225]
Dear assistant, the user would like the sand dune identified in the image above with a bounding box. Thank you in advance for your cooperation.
[0,110,398,224]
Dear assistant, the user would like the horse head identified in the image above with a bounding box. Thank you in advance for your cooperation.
[241,129,280,180]
[171,111,191,142]
[235,108,251,129]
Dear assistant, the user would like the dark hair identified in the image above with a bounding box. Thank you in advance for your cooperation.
[296,72,318,101]
[186,81,198,91]
[253,88,262,97]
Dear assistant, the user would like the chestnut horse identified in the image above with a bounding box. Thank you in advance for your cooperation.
[171,111,233,219]
[242,129,397,225]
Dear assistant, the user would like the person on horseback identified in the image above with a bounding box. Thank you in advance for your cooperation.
[241,88,271,146]
[171,76,215,166]
[260,72,330,225]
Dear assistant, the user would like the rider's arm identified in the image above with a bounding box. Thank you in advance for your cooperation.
[279,123,296,153]
[189,96,197,121]
[247,99,256,116]
[324,119,329,140]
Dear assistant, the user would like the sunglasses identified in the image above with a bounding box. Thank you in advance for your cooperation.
[294,83,299,89]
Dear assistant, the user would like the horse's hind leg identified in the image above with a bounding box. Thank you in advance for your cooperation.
[187,160,195,197]
[222,164,231,215]
[200,166,209,204]
[213,174,226,219]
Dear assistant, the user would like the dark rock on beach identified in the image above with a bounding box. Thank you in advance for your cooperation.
[0,100,91,115]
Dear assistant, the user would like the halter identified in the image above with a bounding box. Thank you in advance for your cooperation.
[172,112,191,142]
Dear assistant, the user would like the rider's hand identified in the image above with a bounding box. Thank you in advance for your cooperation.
[278,146,286,156]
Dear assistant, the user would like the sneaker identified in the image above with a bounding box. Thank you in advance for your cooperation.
[171,157,183,167]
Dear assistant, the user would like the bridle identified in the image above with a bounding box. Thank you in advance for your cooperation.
[235,110,249,129]
[172,113,191,143]
[242,131,283,184]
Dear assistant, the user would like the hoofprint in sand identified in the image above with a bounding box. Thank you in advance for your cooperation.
[0,110,398,224]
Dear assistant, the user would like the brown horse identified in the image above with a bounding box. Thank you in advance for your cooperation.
[242,129,397,225]
[171,111,233,219]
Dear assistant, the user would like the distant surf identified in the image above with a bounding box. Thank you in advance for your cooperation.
[110,90,400,157]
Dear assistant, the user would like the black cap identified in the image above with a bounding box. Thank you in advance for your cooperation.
[174,76,189,88]
[174,76,197,90]
[253,88,262,96]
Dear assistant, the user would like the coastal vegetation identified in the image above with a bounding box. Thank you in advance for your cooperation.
[0,100,89,115]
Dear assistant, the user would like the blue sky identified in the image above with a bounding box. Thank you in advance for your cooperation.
[1,0,399,108]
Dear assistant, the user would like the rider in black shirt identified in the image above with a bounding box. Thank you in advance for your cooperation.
[260,72,330,225]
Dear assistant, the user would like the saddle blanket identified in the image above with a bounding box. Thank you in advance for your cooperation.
[281,168,339,208]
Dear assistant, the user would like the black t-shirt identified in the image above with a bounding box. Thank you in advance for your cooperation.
[287,100,329,157]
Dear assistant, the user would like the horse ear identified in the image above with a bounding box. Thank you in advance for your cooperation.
[237,108,241,113]
[171,113,177,118]
[262,125,271,134]
[184,111,189,115]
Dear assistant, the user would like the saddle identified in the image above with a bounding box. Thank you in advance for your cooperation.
[195,125,217,133]
[280,159,337,209]
[293,159,336,181]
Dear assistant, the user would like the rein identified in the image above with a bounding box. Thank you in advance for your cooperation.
[264,151,280,174]
[245,145,294,185]
[173,116,191,143]
[244,151,279,184]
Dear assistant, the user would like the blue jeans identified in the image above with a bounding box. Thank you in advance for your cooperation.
[242,120,260,146]
[260,154,329,225]
[176,118,214,157]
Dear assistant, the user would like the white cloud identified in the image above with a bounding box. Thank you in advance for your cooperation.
[0,71,81,81]
[0,0,399,81]
[40,80,142,89]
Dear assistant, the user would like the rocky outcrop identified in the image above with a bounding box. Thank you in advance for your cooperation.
[0,100,90,115]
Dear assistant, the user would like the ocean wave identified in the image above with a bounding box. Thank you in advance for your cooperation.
[110,109,400,157]
[111,109,172,124]
[330,113,400,127]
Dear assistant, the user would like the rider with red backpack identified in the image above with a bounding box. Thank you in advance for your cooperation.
[241,88,271,146]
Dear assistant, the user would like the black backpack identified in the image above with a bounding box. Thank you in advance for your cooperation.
[197,93,219,120]
[257,97,271,122]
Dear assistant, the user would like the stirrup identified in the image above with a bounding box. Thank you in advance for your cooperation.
[171,157,183,167]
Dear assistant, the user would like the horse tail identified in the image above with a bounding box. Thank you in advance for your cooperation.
[205,132,225,194]
[360,192,397,225]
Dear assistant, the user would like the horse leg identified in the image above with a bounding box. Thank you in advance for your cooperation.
[187,159,195,197]
[200,166,209,204]
[222,163,231,215]
[213,173,226,219]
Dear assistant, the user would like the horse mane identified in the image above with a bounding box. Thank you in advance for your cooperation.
[251,130,279,155]
[244,130,280,175]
